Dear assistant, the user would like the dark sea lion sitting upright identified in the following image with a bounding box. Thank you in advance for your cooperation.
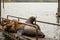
[25,16,40,30]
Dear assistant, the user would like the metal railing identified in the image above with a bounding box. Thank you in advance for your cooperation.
[7,15,60,26]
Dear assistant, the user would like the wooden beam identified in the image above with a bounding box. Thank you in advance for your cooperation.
[0,0,1,22]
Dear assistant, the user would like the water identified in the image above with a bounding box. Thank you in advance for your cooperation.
[1,2,60,40]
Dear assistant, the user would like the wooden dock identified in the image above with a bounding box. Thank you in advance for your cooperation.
[0,24,56,40]
[0,15,59,40]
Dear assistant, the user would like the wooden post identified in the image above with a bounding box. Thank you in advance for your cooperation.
[3,0,4,8]
[0,0,1,23]
[58,0,60,13]
[56,0,60,17]
[56,0,60,24]
[18,18,20,22]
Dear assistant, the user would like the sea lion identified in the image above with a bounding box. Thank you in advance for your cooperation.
[17,16,45,38]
